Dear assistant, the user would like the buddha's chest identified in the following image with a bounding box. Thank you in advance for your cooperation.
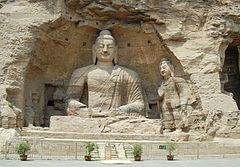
[87,68,116,86]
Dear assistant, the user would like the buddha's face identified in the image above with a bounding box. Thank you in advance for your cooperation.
[95,38,116,63]
[160,62,171,78]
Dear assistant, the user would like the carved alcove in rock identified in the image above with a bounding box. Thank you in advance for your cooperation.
[220,33,240,109]
[23,0,187,127]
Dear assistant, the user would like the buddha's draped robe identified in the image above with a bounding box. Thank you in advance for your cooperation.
[66,65,144,114]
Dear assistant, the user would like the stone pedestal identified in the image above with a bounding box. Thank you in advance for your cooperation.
[50,116,162,134]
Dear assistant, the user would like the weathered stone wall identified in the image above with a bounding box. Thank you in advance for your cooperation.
[156,0,240,113]
[0,0,61,127]
[0,0,240,138]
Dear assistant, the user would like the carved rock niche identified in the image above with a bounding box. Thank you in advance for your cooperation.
[24,5,185,127]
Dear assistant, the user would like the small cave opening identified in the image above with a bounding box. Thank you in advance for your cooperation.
[221,44,240,109]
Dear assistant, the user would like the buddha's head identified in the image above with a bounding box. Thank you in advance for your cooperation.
[159,58,174,78]
[92,30,118,65]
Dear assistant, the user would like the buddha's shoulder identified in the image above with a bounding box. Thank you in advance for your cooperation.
[71,65,95,77]
[115,65,139,77]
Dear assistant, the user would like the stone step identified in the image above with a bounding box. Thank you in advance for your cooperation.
[105,143,119,159]
[123,144,134,158]
[20,128,166,141]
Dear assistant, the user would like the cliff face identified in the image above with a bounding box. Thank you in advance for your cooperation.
[0,0,240,139]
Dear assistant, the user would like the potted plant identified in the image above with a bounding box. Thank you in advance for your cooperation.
[166,141,176,160]
[16,142,30,161]
[84,142,98,161]
[132,144,142,161]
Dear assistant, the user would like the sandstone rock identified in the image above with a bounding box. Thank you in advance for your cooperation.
[0,0,239,140]
[0,99,22,129]
[165,131,190,142]
[0,127,19,151]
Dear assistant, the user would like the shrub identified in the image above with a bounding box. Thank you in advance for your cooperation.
[85,142,98,156]
[132,144,142,156]
[16,142,30,155]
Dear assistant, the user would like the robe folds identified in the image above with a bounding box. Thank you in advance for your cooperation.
[66,65,145,114]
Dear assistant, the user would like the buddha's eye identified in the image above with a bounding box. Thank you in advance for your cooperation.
[99,44,104,48]
[108,45,113,48]
[161,66,166,70]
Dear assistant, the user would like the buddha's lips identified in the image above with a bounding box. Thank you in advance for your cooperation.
[101,54,110,57]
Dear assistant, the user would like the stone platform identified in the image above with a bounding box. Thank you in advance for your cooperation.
[21,116,210,141]
[4,126,240,160]
[50,116,162,134]
[21,129,167,141]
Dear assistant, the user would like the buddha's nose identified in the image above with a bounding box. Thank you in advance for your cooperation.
[103,45,108,52]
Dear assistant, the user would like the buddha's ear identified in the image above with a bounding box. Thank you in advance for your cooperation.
[92,44,97,64]
[113,45,118,65]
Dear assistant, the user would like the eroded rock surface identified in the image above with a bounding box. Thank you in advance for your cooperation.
[0,0,240,140]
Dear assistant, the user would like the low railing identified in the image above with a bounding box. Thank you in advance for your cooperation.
[142,142,240,160]
[1,140,240,160]
[0,140,87,160]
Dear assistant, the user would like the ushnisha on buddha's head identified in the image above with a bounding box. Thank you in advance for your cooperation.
[92,30,118,65]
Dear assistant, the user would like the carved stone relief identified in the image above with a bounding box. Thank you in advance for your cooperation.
[157,58,196,133]
[66,30,145,117]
